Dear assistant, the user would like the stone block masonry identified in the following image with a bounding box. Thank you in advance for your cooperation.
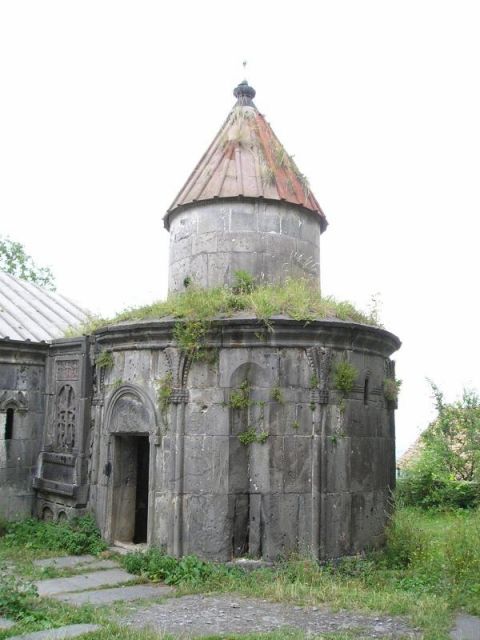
[168,200,322,292]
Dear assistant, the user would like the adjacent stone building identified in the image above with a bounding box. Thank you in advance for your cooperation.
[0,80,400,561]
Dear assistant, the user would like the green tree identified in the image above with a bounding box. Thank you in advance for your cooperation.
[397,383,480,509]
[423,382,480,481]
[0,236,56,291]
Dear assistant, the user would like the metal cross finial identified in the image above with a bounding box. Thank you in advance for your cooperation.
[243,60,247,80]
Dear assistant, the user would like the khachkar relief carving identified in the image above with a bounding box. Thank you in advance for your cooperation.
[165,347,193,404]
[56,360,79,381]
[307,346,333,404]
[55,384,76,451]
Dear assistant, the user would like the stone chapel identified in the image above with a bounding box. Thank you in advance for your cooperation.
[0,80,400,561]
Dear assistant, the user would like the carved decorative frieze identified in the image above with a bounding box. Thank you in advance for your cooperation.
[56,360,79,381]
[385,358,395,379]
[306,346,333,404]
[170,389,189,404]
[165,347,193,388]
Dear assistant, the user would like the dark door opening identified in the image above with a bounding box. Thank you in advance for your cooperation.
[112,435,149,544]
[134,436,149,543]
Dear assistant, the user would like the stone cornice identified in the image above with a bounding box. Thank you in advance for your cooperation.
[93,317,400,358]
[0,338,49,365]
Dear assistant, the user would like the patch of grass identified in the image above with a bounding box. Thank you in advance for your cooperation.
[2,516,106,556]
[3,508,474,639]
[0,568,38,621]
[67,278,379,337]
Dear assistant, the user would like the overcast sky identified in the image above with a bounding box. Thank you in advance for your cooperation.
[1,0,479,456]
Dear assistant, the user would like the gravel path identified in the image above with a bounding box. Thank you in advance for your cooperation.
[122,594,421,638]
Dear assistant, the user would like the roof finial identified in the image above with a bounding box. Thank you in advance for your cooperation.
[234,63,256,107]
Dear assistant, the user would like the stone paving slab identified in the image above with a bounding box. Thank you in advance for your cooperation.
[122,594,421,638]
[35,557,119,572]
[450,613,480,640]
[34,555,96,569]
[55,583,173,606]
[7,624,101,639]
[36,568,134,596]
[0,616,15,630]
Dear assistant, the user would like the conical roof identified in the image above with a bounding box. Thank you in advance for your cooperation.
[165,81,328,232]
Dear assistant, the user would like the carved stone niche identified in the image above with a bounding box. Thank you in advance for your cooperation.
[0,391,28,412]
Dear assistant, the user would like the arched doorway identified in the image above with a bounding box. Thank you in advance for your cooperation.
[103,384,158,545]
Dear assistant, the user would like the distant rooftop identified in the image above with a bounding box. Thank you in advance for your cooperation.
[165,80,328,232]
[0,271,89,342]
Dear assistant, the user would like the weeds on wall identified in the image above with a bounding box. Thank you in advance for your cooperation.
[271,386,284,404]
[95,350,114,369]
[333,360,358,395]
[228,379,269,445]
[384,377,402,404]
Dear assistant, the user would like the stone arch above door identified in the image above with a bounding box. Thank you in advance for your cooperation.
[104,384,158,435]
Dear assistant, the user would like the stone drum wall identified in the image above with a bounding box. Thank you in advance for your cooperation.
[89,317,399,561]
[168,200,322,292]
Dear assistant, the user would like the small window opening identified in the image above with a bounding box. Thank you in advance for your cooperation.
[363,378,370,406]
[5,408,14,439]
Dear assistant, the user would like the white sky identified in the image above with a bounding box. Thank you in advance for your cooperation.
[1,0,479,456]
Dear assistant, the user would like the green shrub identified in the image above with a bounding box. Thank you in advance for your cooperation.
[0,566,38,619]
[3,515,107,555]
[397,473,479,509]
[122,548,216,585]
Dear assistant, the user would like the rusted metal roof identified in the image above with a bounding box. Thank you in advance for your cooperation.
[0,271,89,342]
[165,81,328,232]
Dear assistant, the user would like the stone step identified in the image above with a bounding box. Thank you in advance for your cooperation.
[35,557,119,572]
[451,613,480,640]
[0,616,15,630]
[34,555,96,569]
[35,568,134,597]
[54,583,173,606]
[6,624,101,639]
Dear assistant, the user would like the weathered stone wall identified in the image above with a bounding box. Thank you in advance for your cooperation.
[90,318,399,561]
[0,341,47,520]
[168,199,322,292]
[33,337,92,522]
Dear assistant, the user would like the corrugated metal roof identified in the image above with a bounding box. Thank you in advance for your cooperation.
[0,271,89,342]
[165,81,328,232]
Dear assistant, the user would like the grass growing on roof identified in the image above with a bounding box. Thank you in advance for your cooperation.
[66,278,379,336]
